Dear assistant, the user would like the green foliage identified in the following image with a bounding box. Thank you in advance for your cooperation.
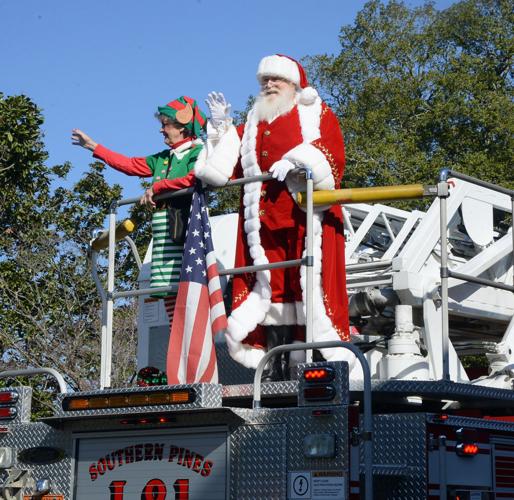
[0,93,52,234]
[207,184,241,216]
[304,0,513,193]
[0,93,138,415]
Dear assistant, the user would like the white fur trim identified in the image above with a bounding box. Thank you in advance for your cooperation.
[261,302,298,326]
[284,143,335,190]
[195,124,240,186]
[299,87,318,105]
[225,332,266,367]
[300,214,355,372]
[297,96,322,142]
[224,106,274,368]
[257,55,300,86]
[283,97,335,212]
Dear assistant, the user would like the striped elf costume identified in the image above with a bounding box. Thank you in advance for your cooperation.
[92,96,207,324]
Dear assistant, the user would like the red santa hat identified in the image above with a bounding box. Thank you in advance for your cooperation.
[256,54,319,105]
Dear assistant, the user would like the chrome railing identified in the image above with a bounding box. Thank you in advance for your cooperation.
[92,169,315,389]
[438,169,514,380]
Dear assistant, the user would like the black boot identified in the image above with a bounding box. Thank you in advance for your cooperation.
[262,326,285,382]
[281,326,294,380]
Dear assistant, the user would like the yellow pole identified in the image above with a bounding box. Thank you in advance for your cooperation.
[296,184,430,207]
[91,219,137,252]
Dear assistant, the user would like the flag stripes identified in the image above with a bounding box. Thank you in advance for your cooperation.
[166,184,227,385]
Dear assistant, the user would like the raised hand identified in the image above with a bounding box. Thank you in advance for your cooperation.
[71,129,98,151]
[205,92,232,127]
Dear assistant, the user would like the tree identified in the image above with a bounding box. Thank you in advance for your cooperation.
[0,94,139,414]
[304,0,513,192]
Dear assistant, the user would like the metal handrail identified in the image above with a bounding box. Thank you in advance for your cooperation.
[437,168,514,381]
[97,170,315,388]
[0,368,68,394]
[252,340,373,500]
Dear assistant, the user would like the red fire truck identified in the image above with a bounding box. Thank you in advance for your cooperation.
[0,169,513,499]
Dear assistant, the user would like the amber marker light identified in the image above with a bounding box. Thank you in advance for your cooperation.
[107,395,128,407]
[148,392,171,405]
[65,398,90,411]
[126,394,150,406]
[169,390,192,404]
[63,389,195,411]
[87,397,110,409]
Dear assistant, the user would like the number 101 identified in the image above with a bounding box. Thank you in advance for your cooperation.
[109,479,189,499]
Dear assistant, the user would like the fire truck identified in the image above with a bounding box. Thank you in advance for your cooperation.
[0,168,513,499]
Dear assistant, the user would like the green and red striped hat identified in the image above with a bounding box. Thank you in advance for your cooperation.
[158,96,207,137]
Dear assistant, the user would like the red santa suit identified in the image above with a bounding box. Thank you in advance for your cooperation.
[196,55,351,370]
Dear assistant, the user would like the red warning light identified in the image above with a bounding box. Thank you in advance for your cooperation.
[304,386,336,402]
[303,367,335,382]
[0,407,16,420]
[0,392,18,405]
[456,443,479,456]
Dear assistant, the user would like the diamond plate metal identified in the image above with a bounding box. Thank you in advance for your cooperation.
[222,381,298,398]
[427,413,514,432]
[363,413,427,499]
[229,406,349,498]
[0,384,352,500]
[230,423,286,499]
[298,361,349,406]
[0,422,73,497]
[351,379,514,406]
[283,409,348,472]
[53,383,222,418]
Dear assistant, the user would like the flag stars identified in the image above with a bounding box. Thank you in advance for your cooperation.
[204,231,210,238]
[192,229,200,237]
[185,265,193,273]
[195,257,203,266]
[195,212,201,220]
[189,247,196,255]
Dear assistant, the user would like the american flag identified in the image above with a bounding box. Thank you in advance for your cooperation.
[166,183,227,384]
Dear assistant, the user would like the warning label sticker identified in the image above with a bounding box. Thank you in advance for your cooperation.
[288,471,346,499]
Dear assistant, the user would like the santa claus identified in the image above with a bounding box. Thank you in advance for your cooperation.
[195,54,357,380]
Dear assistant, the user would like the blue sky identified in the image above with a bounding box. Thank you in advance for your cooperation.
[1,0,457,202]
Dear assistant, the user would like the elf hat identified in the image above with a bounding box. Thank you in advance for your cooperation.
[157,96,207,137]
[256,54,318,105]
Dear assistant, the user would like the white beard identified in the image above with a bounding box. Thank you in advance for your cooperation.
[254,90,296,123]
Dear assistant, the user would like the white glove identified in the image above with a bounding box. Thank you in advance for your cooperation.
[269,159,295,182]
[205,92,232,129]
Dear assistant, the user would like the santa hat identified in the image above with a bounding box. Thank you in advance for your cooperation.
[157,96,207,137]
[256,54,318,105]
